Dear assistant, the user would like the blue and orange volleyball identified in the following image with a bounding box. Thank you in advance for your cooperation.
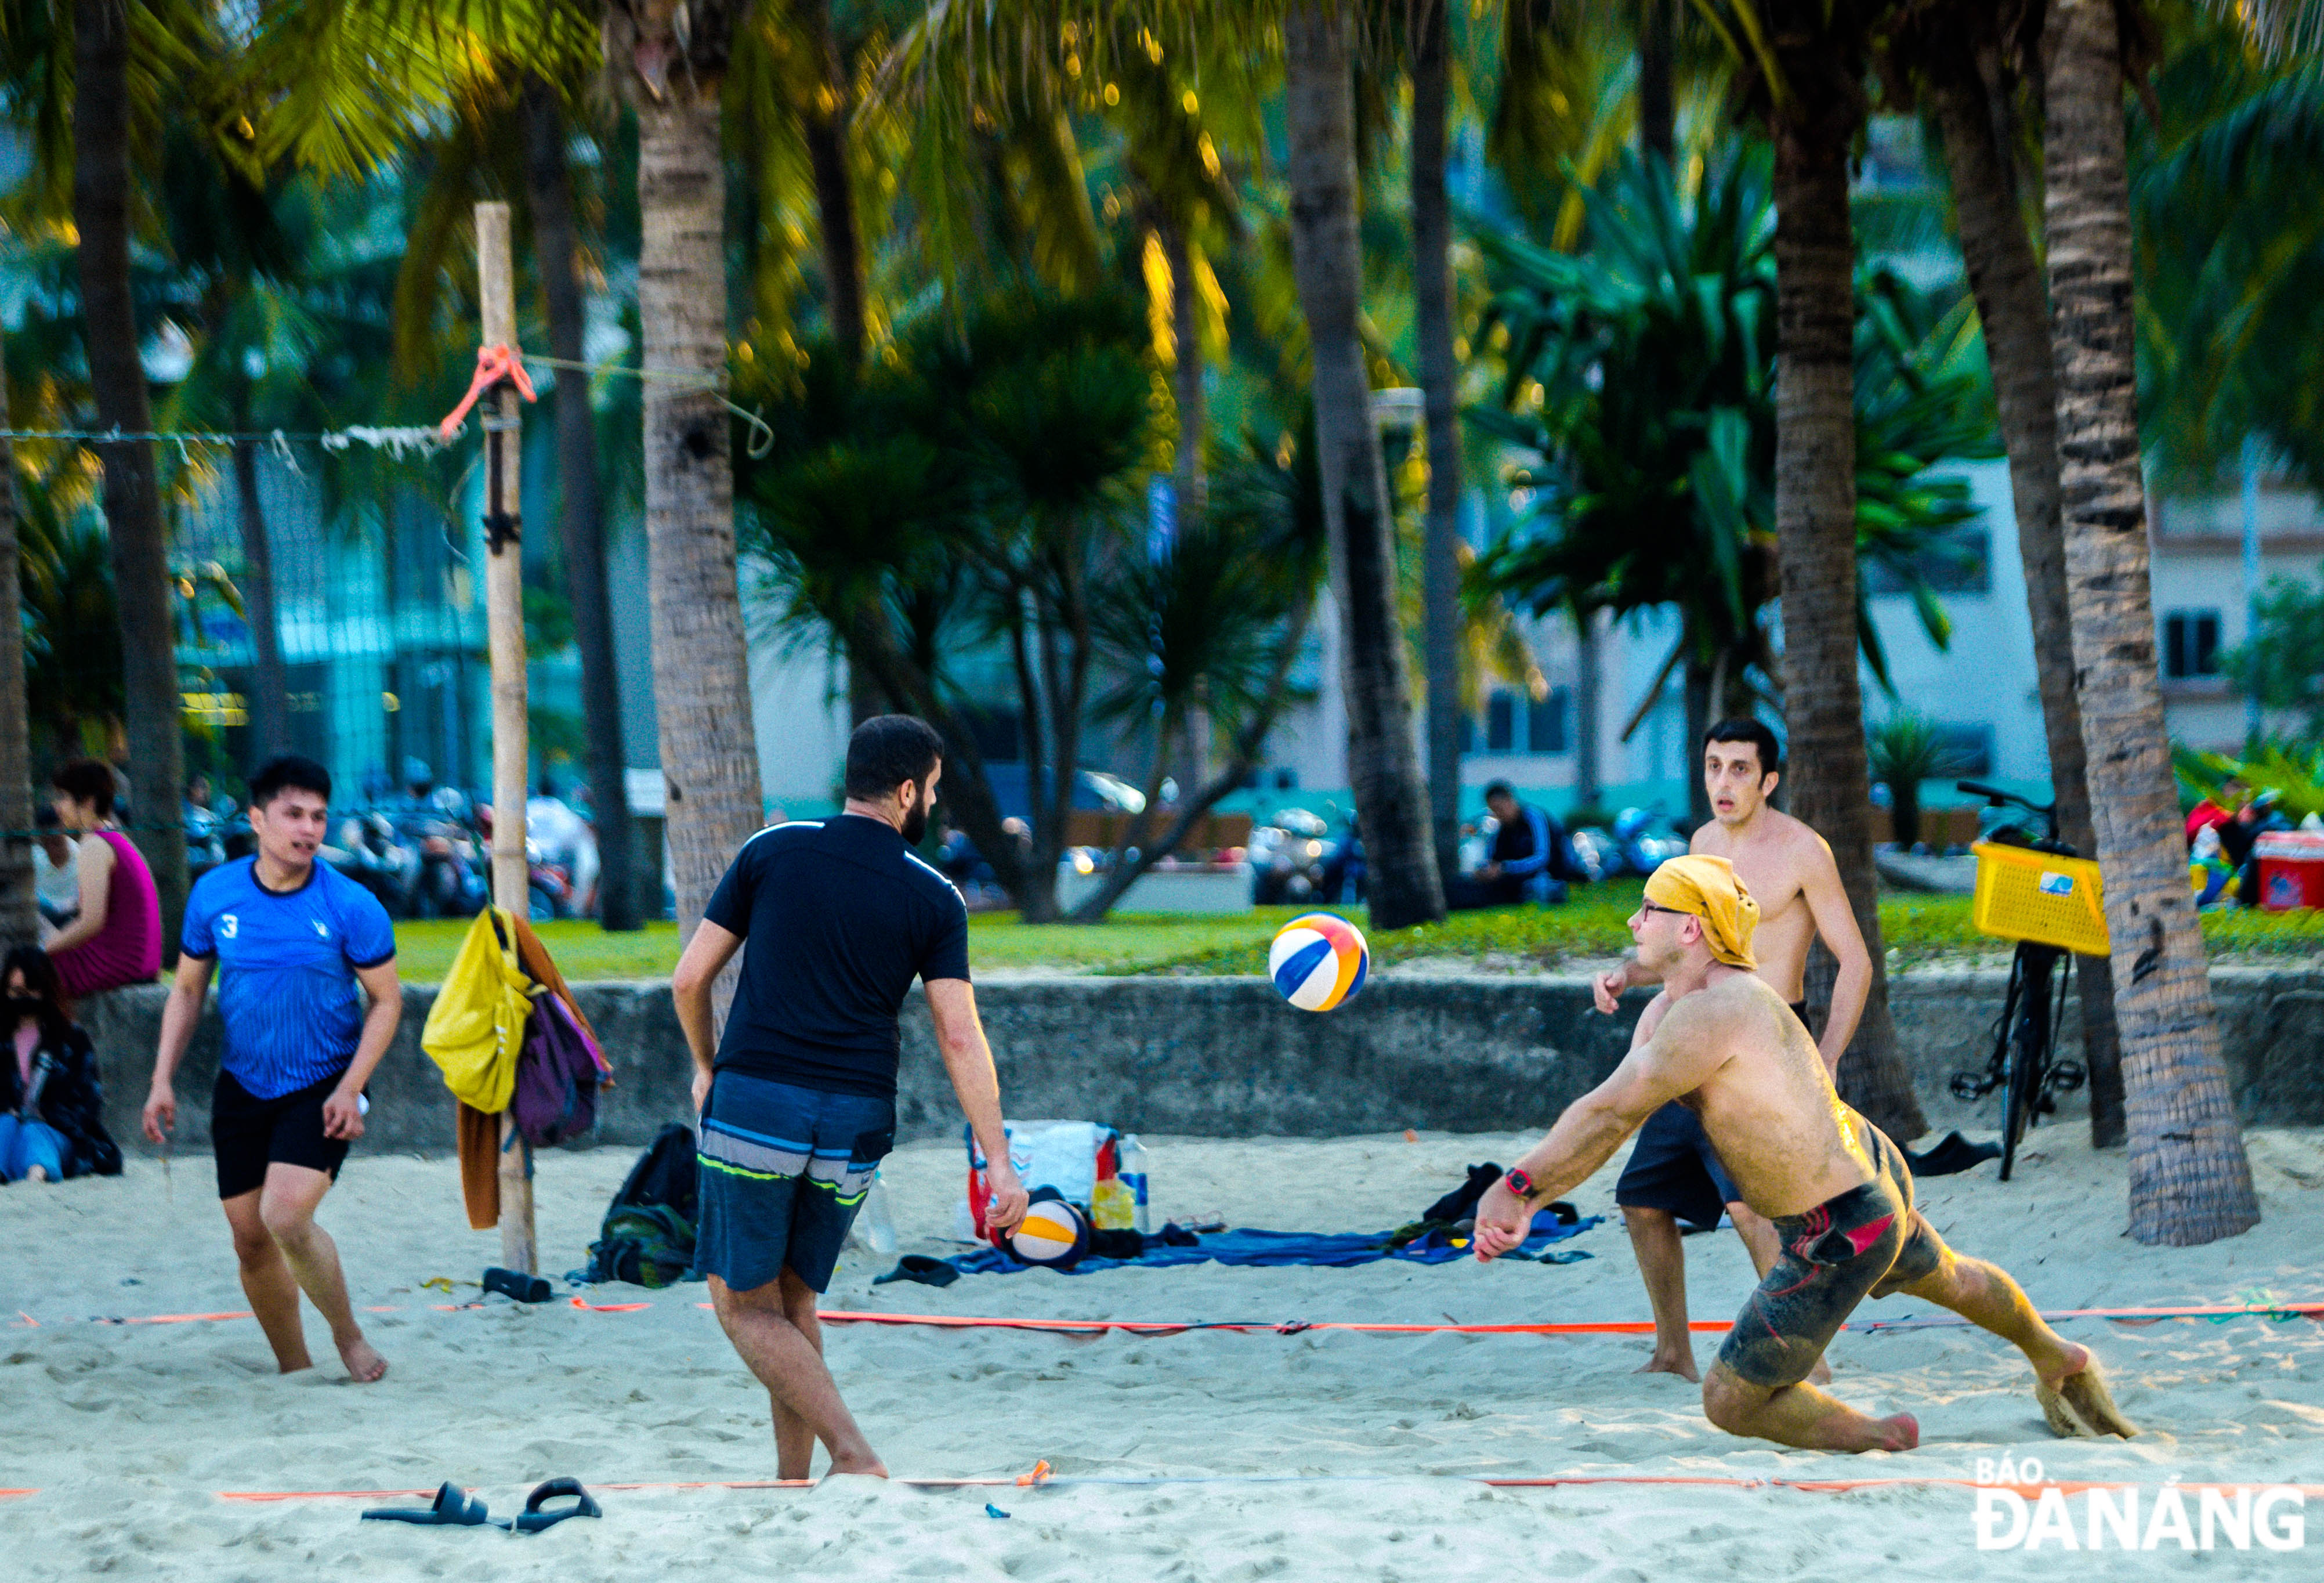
[1268,912,1370,1011]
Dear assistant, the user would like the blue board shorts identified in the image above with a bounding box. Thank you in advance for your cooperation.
[693,1073,895,1294]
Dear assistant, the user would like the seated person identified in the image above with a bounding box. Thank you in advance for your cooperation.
[1,945,121,1182]
[34,805,78,940]
[2218,790,2290,906]
[1453,782,1580,908]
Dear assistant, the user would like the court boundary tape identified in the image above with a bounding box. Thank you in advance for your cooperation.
[12,1299,2323,1335]
[195,1469,2324,1504]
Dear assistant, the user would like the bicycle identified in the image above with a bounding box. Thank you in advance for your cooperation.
[1947,779,2102,1180]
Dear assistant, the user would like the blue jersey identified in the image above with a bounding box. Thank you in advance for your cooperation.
[181,858,397,1100]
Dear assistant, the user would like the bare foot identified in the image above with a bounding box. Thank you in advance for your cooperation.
[1867,1412,1919,1452]
[336,1334,389,1383]
[26,1165,48,1182]
[1636,1351,1700,1383]
[2037,1346,2137,1439]
[819,1459,890,1481]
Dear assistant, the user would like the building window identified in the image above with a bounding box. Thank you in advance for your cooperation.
[1486,689,1515,753]
[2163,610,2221,679]
[1528,687,1570,754]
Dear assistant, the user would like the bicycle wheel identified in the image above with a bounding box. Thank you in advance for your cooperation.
[1999,949,2060,1181]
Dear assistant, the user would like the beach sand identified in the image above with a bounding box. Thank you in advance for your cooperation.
[3,1121,2320,1580]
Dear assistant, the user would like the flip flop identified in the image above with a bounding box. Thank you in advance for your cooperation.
[495,1477,602,1533]
[361,1481,491,1526]
[873,1255,960,1289]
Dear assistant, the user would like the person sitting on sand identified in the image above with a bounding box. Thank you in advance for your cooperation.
[144,755,397,1383]
[1474,855,2136,1452]
[1,945,121,1182]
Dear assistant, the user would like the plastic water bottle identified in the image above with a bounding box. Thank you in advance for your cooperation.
[859,1169,897,1255]
[1118,1135,1151,1234]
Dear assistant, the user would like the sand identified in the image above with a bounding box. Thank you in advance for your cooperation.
[4,1121,2321,1581]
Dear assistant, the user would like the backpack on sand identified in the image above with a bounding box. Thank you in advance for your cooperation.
[574,1123,700,1288]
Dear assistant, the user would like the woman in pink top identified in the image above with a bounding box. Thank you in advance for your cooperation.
[43,759,162,1000]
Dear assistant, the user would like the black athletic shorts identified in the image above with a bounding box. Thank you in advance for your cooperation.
[212,1069,352,1201]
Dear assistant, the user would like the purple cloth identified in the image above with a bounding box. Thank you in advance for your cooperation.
[53,830,161,997]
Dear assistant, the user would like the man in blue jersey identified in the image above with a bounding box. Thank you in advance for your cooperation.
[672,715,1029,1480]
[143,756,399,1383]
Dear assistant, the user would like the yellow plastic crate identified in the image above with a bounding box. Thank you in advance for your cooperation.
[1970,841,2112,956]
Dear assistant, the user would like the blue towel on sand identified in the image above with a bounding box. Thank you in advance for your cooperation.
[946,1211,1599,1277]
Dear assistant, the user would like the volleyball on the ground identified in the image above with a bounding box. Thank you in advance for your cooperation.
[1269,911,1370,1012]
[1008,1195,1092,1267]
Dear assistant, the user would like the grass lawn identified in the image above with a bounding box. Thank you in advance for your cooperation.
[389,884,2324,984]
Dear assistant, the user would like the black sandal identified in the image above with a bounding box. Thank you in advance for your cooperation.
[497,1477,602,1533]
[361,1482,491,1527]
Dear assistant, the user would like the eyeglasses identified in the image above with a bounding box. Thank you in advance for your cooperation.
[1638,901,1689,919]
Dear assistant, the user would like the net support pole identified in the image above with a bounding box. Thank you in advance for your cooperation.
[476,201,538,1276]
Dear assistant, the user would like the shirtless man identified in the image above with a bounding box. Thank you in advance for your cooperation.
[1475,856,2135,1450]
[1590,718,1868,1381]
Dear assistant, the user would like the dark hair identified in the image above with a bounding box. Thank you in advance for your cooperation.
[1483,780,1516,803]
[845,715,944,801]
[3,944,73,1046]
[51,759,117,817]
[34,804,60,832]
[248,754,334,808]
[1703,718,1782,777]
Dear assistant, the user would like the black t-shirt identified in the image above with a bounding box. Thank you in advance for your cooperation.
[703,815,971,1098]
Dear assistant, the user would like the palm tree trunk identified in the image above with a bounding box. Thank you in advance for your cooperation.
[1283,2,1444,930]
[526,81,642,933]
[799,0,867,363]
[1638,0,1677,167]
[637,87,766,942]
[2044,0,2256,1245]
[1769,64,1923,1140]
[1683,649,1713,829]
[1928,45,2124,1147]
[0,352,35,944]
[228,443,290,764]
[1574,607,1602,807]
[1411,0,1466,885]
[74,0,189,958]
[1163,220,1207,535]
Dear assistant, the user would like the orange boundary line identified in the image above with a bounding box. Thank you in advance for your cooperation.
[17,1300,2322,1335]
[212,1474,2324,1502]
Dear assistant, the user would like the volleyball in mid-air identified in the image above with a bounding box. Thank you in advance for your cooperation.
[1269,911,1370,1012]
[1008,1195,1092,1268]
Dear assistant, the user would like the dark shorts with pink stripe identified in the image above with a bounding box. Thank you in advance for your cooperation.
[1716,1122,1946,1387]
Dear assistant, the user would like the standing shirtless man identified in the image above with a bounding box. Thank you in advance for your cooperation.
[1591,718,1869,1382]
[1476,856,2135,1450]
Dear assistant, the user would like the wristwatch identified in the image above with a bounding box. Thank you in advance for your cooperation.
[1502,1166,1537,1203]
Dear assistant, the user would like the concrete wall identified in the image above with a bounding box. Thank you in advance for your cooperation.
[81,968,2324,1162]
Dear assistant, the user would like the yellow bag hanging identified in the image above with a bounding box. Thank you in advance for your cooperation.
[420,908,534,1113]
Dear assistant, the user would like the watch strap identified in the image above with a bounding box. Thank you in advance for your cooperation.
[1503,1166,1536,1202]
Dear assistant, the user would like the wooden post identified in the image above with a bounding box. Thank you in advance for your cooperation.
[476,201,538,1276]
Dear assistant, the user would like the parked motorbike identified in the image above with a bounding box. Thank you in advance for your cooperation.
[403,787,490,919]
[322,808,422,917]
[1248,808,1339,905]
[1569,805,1687,880]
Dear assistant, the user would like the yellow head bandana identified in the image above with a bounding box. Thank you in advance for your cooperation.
[1644,854,1760,970]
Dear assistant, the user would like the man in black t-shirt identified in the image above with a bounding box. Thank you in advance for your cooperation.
[672,714,1028,1481]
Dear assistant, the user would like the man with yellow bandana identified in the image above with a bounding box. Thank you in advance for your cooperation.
[1468,855,2135,1451]
[1591,719,1871,1384]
